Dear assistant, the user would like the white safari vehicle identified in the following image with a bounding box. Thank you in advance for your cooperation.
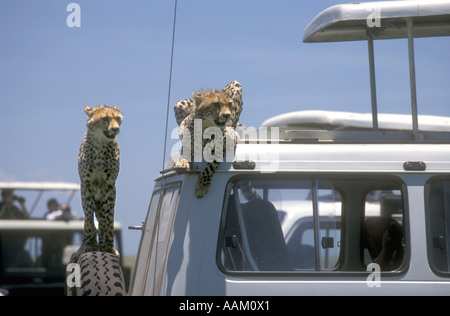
[129,1,450,295]
[0,182,127,296]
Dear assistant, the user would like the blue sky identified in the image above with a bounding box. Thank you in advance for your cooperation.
[1,0,449,255]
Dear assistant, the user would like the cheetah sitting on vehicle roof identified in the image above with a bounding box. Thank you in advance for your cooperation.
[174,81,243,198]
[70,105,122,263]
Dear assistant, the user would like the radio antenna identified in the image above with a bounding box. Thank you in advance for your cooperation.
[153,0,178,296]
[161,0,178,170]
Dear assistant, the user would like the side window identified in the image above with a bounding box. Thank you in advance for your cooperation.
[219,176,406,274]
[363,190,405,271]
[426,178,450,275]
[220,179,341,272]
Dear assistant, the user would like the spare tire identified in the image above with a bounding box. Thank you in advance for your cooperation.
[66,251,126,296]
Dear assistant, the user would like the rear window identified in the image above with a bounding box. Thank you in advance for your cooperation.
[218,176,406,275]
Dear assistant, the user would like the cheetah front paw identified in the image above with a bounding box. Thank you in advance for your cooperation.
[175,159,191,169]
[99,246,119,257]
[69,242,98,263]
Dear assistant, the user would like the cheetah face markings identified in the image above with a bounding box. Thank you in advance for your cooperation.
[83,106,123,141]
[174,81,244,198]
[193,90,233,128]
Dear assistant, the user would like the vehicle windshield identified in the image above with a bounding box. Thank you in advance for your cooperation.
[0,230,81,279]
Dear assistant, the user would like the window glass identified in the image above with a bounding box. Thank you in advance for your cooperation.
[363,190,405,271]
[220,179,341,272]
[219,177,406,274]
[135,182,181,295]
[0,231,78,277]
[1,235,44,269]
[426,179,450,275]
[131,189,161,295]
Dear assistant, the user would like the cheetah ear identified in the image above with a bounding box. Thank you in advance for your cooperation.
[192,92,202,104]
[83,106,92,115]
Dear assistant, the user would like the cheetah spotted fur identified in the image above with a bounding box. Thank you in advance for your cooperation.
[174,81,243,198]
[71,105,122,263]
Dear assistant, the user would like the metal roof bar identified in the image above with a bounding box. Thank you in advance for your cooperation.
[407,18,419,134]
[367,37,379,131]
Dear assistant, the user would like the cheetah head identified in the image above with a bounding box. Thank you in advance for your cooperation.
[193,90,233,128]
[83,105,123,141]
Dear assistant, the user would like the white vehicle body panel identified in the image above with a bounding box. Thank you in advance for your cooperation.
[130,146,450,295]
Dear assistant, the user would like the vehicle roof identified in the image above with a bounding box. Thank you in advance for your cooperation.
[261,110,450,132]
[0,182,80,191]
[163,110,450,177]
[303,0,450,42]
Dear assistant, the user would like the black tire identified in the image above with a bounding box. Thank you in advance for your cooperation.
[66,251,126,296]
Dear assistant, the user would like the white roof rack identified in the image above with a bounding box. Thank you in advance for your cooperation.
[0,182,80,191]
[303,0,450,43]
[302,1,450,134]
[262,110,450,132]
[261,111,450,143]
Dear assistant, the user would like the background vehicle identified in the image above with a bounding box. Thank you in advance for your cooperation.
[0,182,128,296]
[129,1,450,295]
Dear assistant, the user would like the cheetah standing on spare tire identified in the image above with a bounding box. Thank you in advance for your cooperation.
[71,105,122,263]
[67,105,125,296]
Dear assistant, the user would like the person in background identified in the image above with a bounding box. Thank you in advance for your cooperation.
[240,181,261,202]
[372,221,404,271]
[0,189,29,219]
[44,198,59,218]
[45,198,79,221]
